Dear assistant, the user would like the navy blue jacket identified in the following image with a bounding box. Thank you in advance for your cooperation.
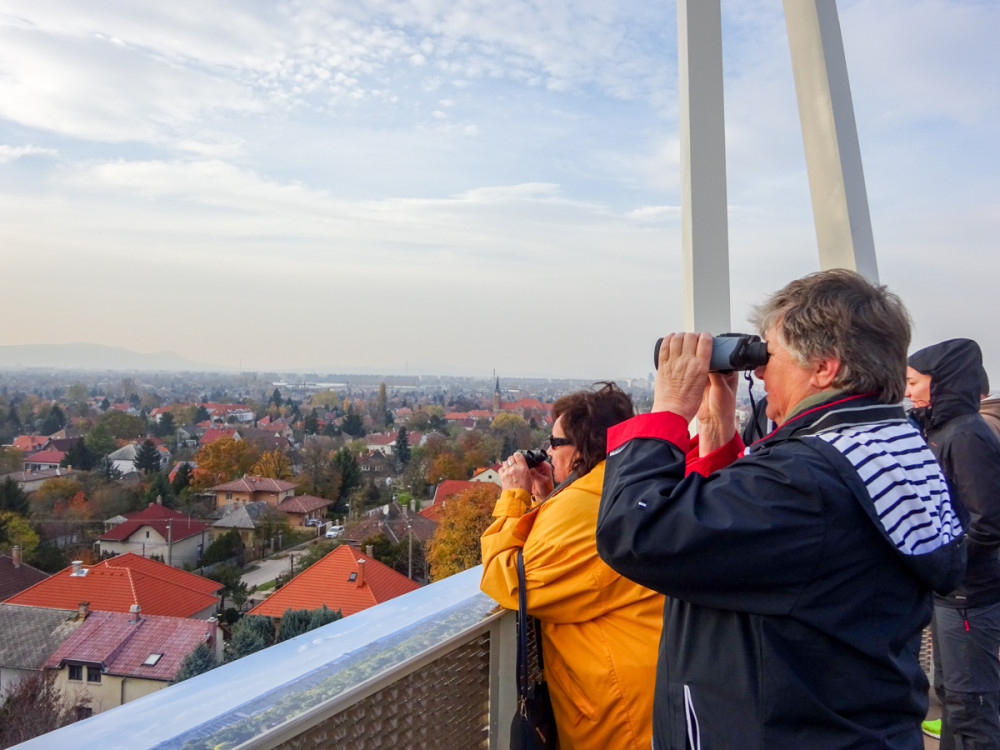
[597,394,966,750]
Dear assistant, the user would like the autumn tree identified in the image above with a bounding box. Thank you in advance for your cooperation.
[490,412,532,451]
[252,449,293,480]
[426,452,465,484]
[310,390,340,410]
[297,440,341,501]
[0,447,24,475]
[0,671,83,747]
[0,511,41,558]
[95,409,147,441]
[427,483,500,581]
[30,477,84,517]
[191,436,261,489]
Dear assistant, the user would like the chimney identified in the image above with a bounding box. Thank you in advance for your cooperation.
[78,601,89,619]
[129,604,141,623]
[11,545,20,568]
[366,545,374,558]
[70,560,86,577]
[357,558,366,588]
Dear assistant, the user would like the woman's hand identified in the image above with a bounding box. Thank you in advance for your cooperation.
[499,452,533,493]
[529,461,555,499]
[652,332,713,422]
[697,371,739,455]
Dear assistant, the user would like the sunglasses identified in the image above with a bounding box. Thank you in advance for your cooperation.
[548,435,572,447]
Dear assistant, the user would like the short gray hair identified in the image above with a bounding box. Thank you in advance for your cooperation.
[749,269,911,403]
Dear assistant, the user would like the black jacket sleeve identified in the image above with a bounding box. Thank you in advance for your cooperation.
[597,435,829,615]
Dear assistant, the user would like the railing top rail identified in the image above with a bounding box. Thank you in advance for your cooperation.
[14,565,500,750]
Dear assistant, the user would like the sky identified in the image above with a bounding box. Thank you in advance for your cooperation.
[1,0,998,382]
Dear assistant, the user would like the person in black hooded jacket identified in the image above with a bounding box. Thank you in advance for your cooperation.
[907,339,1000,749]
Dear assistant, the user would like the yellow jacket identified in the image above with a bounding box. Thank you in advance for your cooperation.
[480,461,663,750]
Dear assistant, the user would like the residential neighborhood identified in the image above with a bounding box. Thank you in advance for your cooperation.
[0,367,657,745]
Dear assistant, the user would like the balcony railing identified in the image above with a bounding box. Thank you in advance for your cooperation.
[13,566,516,750]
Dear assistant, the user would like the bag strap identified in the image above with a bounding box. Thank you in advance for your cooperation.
[515,548,545,708]
[516,547,529,703]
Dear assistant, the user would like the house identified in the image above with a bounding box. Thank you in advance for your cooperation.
[247,545,420,619]
[276,495,333,527]
[22,449,66,472]
[470,466,502,485]
[4,554,221,619]
[106,441,171,475]
[0,467,84,493]
[210,475,298,509]
[44,608,223,716]
[212,500,276,557]
[365,433,397,455]
[0,603,84,695]
[198,426,241,447]
[202,403,254,424]
[0,547,50,601]
[351,502,437,547]
[98,504,210,568]
[431,480,485,506]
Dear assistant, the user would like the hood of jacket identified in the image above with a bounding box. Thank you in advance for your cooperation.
[908,338,984,429]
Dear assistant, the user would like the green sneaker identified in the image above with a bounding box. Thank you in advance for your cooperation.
[921,718,941,739]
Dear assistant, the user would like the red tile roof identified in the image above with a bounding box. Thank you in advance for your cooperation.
[210,476,298,494]
[4,553,220,618]
[199,427,240,446]
[247,545,420,619]
[11,435,50,453]
[432,480,483,505]
[418,504,444,522]
[24,449,66,464]
[44,609,215,682]
[99,504,209,543]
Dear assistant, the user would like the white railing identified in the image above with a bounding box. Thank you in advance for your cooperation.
[13,566,516,750]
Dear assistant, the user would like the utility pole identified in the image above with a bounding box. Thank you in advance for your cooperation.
[166,518,173,567]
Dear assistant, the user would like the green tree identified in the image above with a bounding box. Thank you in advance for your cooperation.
[203,529,245,566]
[207,563,250,611]
[396,426,411,466]
[270,389,283,408]
[0,477,29,515]
[225,615,274,662]
[144,471,174,508]
[277,608,313,642]
[172,642,217,684]
[341,407,365,438]
[0,511,41,558]
[171,463,193,495]
[133,440,161,475]
[194,405,211,423]
[84,422,117,457]
[96,410,147,441]
[61,439,97,471]
[154,412,176,439]
[303,409,319,435]
[332,448,361,504]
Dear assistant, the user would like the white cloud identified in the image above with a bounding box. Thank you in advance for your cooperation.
[0,144,57,163]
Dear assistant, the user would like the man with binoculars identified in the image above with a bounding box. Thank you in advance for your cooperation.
[597,269,967,750]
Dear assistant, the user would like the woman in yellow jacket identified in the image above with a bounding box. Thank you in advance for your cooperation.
[481,383,663,750]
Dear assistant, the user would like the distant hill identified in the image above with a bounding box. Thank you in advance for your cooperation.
[0,344,220,371]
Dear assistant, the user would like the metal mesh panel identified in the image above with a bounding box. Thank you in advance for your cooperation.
[275,633,491,750]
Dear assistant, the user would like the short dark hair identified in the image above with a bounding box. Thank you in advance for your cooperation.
[750,269,911,403]
[551,382,634,476]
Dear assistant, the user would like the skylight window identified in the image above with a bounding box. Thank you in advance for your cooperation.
[143,653,163,666]
[348,572,357,582]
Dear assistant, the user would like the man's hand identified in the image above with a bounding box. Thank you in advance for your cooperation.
[652,332,713,422]
[697,371,739,454]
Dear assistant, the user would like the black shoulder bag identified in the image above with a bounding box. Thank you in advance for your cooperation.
[510,548,558,750]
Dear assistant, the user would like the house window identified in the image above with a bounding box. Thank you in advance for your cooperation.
[76,706,93,721]
[226,492,232,501]
[68,664,83,681]
[87,667,101,683]
[146,530,150,538]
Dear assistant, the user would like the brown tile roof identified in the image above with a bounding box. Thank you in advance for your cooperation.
[99,504,209,543]
[277,495,333,514]
[432,480,483,505]
[0,554,51,600]
[24,449,66,464]
[210,476,298,494]
[4,553,220,618]
[43,609,215,682]
[247,545,420,619]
